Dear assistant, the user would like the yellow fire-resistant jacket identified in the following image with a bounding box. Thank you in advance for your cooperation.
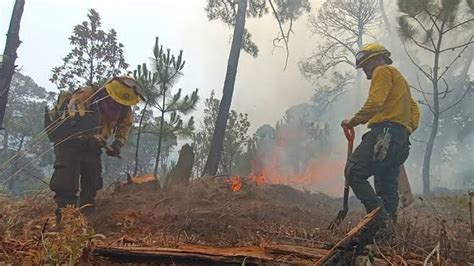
[68,86,133,146]
[348,65,420,133]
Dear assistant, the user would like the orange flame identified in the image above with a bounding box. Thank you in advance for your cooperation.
[227,176,243,192]
[225,126,347,196]
[249,158,345,196]
[130,173,155,184]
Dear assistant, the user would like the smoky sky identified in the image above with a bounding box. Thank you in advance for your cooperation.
[0,0,323,131]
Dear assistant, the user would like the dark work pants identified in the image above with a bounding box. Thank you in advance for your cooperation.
[345,123,410,219]
[49,139,103,215]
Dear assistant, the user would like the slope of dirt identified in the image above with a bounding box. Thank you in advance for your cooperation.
[91,177,359,247]
[2,178,471,264]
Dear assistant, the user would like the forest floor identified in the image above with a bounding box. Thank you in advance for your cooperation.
[1,177,473,264]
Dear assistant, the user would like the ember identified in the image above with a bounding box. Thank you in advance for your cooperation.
[130,173,155,184]
[227,176,243,192]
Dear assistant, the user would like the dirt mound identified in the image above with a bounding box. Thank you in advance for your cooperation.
[91,177,358,247]
[1,178,472,264]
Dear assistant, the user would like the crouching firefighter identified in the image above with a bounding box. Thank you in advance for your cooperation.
[45,76,142,223]
[341,43,420,227]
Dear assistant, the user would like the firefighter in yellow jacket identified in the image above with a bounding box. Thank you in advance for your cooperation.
[342,43,420,225]
[48,76,141,222]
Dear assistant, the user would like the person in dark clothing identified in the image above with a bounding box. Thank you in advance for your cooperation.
[341,43,420,224]
[47,76,141,223]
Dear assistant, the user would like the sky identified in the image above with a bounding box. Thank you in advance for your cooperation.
[0,0,324,131]
[2,1,472,193]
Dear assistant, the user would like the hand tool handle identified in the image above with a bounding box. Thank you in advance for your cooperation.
[342,125,355,142]
[342,125,355,157]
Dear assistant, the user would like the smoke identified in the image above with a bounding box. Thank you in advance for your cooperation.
[2,0,471,194]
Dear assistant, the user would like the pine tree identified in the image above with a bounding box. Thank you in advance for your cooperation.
[50,9,128,91]
[148,37,199,179]
[202,0,311,176]
[398,0,474,193]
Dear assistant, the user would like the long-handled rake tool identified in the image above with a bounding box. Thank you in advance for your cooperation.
[328,125,355,230]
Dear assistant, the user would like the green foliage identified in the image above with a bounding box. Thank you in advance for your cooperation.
[398,0,473,55]
[21,207,101,264]
[133,63,161,106]
[205,0,268,24]
[0,72,54,195]
[205,0,310,57]
[141,37,199,177]
[272,0,311,23]
[115,37,200,178]
[151,37,199,141]
[398,0,428,17]
[50,9,128,91]
[205,0,266,56]
[397,0,473,193]
[310,72,351,116]
[150,36,199,116]
[242,29,259,58]
[145,111,195,139]
[441,0,462,24]
[397,15,417,41]
[467,0,474,12]
[398,0,467,31]
[299,0,379,82]
[192,91,253,176]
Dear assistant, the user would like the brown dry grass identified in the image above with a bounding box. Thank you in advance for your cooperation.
[1,178,472,264]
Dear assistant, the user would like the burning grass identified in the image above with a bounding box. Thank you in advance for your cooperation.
[1,178,472,264]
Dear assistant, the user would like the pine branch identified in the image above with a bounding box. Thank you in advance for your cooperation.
[438,36,474,80]
[409,35,436,53]
[439,77,451,99]
[414,75,435,114]
[439,83,471,114]
[403,44,433,80]
[443,18,474,34]
[268,0,290,71]
[424,7,442,33]
[412,15,437,49]
[439,36,474,53]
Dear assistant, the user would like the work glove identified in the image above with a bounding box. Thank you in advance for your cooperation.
[88,136,103,151]
[106,140,122,158]
[340,119,353,129]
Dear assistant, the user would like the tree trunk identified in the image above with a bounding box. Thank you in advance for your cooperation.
[422,24,444,194]
[8,135,25,193]
[163,144,194,190]
[422,111,438,194]
[133,102,148,176]
[2,130,8,151]
[202,0,248,176]
[153,108,166,179]
[422,78,440,194]
[355,26,363,108]
[0,0,25,129]
[17,134,24,151]
[378,0,392,35]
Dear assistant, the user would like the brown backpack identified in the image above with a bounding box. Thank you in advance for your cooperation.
[44,90,100,143]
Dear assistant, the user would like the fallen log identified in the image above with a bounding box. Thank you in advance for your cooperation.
[264,244,328,259]
[93,244,328,264]
[93,209,384,264]
[317,207,381,265]
[94,245,270,264]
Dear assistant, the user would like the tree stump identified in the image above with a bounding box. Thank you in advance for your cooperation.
[163,144,194,189]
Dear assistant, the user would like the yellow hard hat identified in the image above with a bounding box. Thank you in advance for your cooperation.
[355,43,392,68]
[104,76,141,106]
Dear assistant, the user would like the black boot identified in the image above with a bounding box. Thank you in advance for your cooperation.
[53,193,78,227]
